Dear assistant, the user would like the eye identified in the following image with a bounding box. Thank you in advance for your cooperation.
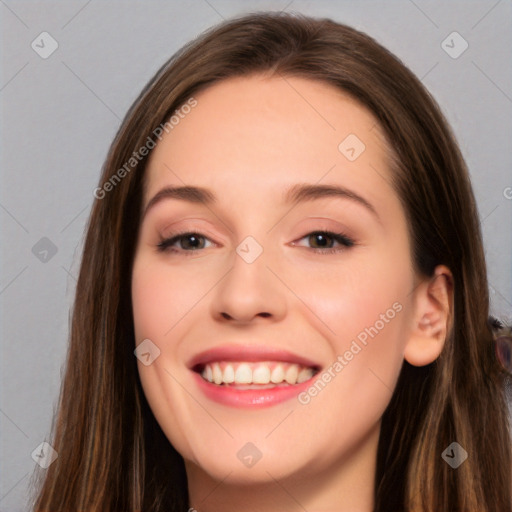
[156,230,355,256]
[293,230,355,254]
[157,231,214,254]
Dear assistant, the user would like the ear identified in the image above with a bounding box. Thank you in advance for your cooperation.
[404,265,453,367]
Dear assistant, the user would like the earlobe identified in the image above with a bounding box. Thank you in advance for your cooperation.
[404,265,453,367]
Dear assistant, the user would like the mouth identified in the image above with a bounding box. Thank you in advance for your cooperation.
[188,346,321,407]
[193,361,318,388]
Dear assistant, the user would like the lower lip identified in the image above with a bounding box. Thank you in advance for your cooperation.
[191,371,316,408]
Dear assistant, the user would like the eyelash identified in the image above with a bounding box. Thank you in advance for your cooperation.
[156,230,356,256]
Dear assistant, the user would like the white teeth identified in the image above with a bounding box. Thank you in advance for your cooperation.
[252,365,271,384]
[212,363,223,385]
[270,365,285,384]
[297,367,314,383]
[200,361,316,386]
[234,363,252,384]
[285,365,299,384]
[223,364,235,383]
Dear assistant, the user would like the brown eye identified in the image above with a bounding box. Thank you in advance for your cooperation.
[177,234,206,250]
[157,232,212,252]
[308,232,335,249]
[300,231,355,252]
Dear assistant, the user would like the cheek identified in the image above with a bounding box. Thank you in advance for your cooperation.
[131,257,210,344]
[290,268,410,458]
[131,257,205,458]
[286,251,411,386]
[131,264,168,343]
[290,253,409,335]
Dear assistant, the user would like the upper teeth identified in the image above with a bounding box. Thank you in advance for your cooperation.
[200,361,314,386]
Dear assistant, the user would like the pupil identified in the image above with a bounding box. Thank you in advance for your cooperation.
[311,233,330,248]
[184,235,202,249]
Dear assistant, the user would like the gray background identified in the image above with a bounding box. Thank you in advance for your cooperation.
[1,1,511,509]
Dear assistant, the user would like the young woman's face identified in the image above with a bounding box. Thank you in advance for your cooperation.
[132,75,418,485]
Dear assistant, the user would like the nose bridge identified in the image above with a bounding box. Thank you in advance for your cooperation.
[211,233,286,322]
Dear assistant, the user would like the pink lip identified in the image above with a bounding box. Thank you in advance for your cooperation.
[191,372,317,408]
[187,345,321,370]
[187,345,321,408]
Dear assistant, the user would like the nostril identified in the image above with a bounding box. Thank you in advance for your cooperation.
[219,312,271,320]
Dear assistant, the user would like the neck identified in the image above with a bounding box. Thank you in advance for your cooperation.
[185,422,379,512]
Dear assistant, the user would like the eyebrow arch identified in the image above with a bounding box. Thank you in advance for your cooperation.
[142,183,380,222]
[284,183,380,222]
[143,185,216,219]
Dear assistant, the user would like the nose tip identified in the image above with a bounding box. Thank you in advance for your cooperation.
[211,258,287,323]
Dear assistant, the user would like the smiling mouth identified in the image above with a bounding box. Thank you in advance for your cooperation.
[193,361,319,388]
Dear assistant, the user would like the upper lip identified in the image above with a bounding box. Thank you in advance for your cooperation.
[187,345,322,372]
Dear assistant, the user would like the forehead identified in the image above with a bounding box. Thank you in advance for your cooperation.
[144,74,395,209]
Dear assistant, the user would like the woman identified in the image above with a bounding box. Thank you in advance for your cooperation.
[30,12,511,511]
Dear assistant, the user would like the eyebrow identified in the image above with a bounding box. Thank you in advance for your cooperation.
[284,183,380,221]
[143,185,216,219]
[142,183,380,222]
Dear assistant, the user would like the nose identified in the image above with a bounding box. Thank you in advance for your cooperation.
[210,244,287,324]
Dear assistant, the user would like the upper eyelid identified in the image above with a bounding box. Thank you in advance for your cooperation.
[158,231,215,247]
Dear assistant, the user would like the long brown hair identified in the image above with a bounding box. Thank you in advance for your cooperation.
[30,12,511,511]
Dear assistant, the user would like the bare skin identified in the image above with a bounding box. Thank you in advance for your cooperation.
[131,74,452,512]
